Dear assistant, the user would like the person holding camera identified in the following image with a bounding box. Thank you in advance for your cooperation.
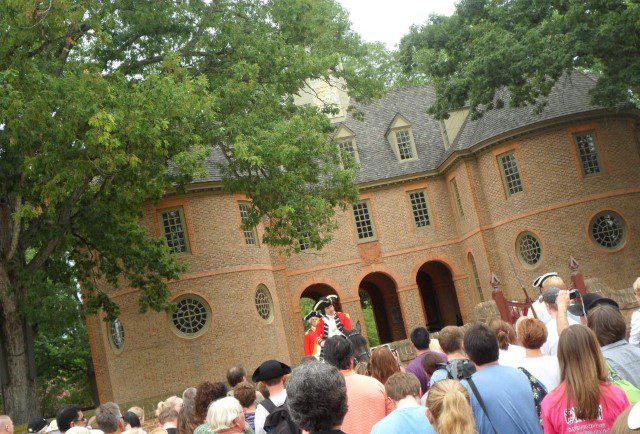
[541,288,580,356]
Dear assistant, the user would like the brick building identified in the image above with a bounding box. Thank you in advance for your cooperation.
[87,72,640,407]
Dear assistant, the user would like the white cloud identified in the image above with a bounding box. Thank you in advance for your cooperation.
[338,0,457,49]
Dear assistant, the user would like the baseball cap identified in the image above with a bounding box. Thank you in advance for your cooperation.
[568,293,619,317]
[541,287,561,304]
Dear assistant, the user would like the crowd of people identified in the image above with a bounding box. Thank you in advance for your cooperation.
[2,276,640,434]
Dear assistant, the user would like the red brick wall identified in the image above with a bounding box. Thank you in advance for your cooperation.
[89,115,640,405]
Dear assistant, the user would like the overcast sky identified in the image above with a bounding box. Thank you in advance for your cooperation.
[337,0,457,49]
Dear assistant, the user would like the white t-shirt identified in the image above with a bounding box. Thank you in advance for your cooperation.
[630,309,640,347]
[527,300,552,324]
[499,345,526,368]
[518,355,561,393]
[542,317,579,356]
[254,389,287,434]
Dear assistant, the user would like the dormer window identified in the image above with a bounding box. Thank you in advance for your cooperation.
[395,130,414,160]
[333,125,360,164]
[385,114,418,162]
[338,139,358,162]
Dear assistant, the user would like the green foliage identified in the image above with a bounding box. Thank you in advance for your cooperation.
[0,0,384,416]
[299,297,316,328]
[359,290,380,347]
[399,0,640,119]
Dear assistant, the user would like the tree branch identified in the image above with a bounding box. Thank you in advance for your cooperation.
[27,175,93,273]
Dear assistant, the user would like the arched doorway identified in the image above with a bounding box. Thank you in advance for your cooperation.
[299,284,342,327]
[417,261,462,332]
[359,272,407,344]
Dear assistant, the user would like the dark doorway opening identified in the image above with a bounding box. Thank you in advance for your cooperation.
[359,272,407,344]
[417,261,463,332]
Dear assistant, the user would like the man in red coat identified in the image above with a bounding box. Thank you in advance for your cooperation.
[303,311,322,357]
[314,295,352,343]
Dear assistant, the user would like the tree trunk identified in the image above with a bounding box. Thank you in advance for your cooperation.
[0,273,39,424]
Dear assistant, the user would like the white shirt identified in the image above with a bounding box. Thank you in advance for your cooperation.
[498,345,526,368]
[518,355,561,393]
[324,315,343,338]
[630,309,640,347]
[254,388,287,434]
[527,300,552,324]
[542,317,579,356]
[527,299,582,324]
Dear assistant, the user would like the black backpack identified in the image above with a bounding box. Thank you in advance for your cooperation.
[261,398,301,434]
[436,358,476,380]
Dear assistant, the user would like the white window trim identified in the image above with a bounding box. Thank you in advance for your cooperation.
[407,189,432,228]
[352,200,377,243]
[387,127,418,162]
[158,207,191,254]
[238,201,258,247]
[337,137,360,164]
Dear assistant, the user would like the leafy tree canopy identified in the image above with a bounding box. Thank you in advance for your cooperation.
[0,0,384,421]
[398,0,640,119]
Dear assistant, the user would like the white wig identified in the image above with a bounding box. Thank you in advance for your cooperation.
[206,397,243,433]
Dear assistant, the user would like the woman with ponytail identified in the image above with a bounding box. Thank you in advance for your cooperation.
[541,325,629,433]
[156,396,183,434]
[426,379,476,434]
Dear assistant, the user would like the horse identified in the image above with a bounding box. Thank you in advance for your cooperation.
[345,320,370,364]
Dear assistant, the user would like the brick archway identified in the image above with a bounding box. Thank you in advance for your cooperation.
[299,284,343,313]
[359,272,407,344]
[416,260,463,332]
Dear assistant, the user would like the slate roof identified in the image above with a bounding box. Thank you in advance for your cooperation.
[195,72,604,185]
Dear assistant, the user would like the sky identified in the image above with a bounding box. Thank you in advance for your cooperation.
[337,0,457,49]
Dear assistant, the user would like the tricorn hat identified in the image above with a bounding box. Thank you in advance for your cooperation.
[314,295,338,312]
[28,418,48,434]
[303,310,322,322]
[532,272,558,288]
[252,359,291,382]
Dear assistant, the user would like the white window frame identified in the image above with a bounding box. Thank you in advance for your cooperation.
[352,200,377,242]
[158,207,190,253]
[388,127,418,162]
[337,137,360,164]
[238,201,258,246]
[498,151,524,196]
[407,189,432,228]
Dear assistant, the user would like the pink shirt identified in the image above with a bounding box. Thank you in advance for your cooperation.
[340,370,394,434]
[541,382,629,434]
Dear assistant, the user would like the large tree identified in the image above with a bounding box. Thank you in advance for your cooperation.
[0,0,384,422]
[398,0,640,119]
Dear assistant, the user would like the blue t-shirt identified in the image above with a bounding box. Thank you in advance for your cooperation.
[462,364,542,434]
[371,406,436,434]
[428,368,448,387]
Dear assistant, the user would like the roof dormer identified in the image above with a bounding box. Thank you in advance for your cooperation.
[440,108,470,149]
[385,114,418,162]
[334,125,360,164]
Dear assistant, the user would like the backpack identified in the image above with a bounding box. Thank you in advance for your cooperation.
[261,398,301,434]
[607,362,640,405]
[440,358,476,380]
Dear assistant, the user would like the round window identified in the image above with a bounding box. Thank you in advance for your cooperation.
[108,319,125,352]
[590,211,627,250]
[254,286,274,323]
[517,232,542,267]
[170,295,210,338]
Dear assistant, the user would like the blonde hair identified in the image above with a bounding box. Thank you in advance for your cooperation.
[543,276,566,290]
[633,277,640,295]
[156,396,180,424]
[206,397,243,433]
[148,429,168,434]
[127,407,145,424]
[426,379,476,434]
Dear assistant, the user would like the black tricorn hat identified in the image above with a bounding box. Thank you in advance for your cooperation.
[28,418,48,434]
[252,359,291,382]
[314,295,338,312]
[303,310,322,322]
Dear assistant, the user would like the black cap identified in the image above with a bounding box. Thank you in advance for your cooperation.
[28,418,48,434]
[568,293,620,317]
[303,311,322,322]
[251,360,291,382]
